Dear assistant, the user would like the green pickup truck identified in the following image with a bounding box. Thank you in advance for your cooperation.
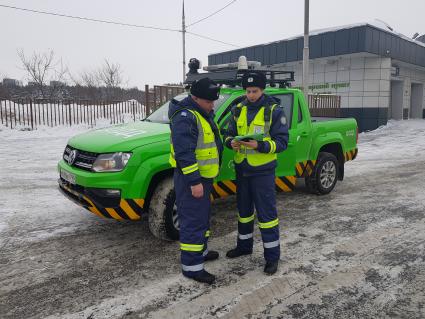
[58,70,358,240]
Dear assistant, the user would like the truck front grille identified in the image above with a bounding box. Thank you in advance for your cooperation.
[63,145,98,171]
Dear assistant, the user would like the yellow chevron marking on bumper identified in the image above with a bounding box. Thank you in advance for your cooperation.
[305,162,313,176]
[134,199,145,208]
[275,177,291,192]
[295,164,303,176]
[105,208,123,221]
[88,207,105,218]
[223,180,237,193]
[120,200,140,220]
[82,196,105,218]
[213,184,228,198]
[286,176,296,185]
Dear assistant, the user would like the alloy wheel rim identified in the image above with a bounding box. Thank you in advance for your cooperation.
[320,161,336,189]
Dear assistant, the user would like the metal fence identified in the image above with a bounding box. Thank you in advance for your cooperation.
[0,84,186,130]
[308,94,341,117]
[1,90,341,130]
[0,99,146,129]
[144,85,186,115]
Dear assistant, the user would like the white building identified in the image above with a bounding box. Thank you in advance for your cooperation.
[210,22,425,132]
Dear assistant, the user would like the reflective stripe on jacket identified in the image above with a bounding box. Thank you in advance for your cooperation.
[234,103,277,167]
[170,109,220,179]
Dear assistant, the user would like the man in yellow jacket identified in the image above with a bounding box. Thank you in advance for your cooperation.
[169,77,223,284]
[224,72,289,274]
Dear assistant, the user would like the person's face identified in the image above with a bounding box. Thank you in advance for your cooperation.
[245,87,264,103]
[193,96,215,113]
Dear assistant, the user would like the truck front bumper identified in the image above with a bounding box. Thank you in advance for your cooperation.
[58,178,144,221]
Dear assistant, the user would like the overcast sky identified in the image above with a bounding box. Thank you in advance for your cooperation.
[1,0,424,88]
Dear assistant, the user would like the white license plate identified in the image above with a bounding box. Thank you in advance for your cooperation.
[60,169,76,185]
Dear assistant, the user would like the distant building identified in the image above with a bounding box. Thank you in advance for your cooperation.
[3,78,23,87]
[210,22,425,132]
[50,80,65,87]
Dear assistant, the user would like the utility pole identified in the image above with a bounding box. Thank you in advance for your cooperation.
[182,0,186,84]
[302,0,310,101]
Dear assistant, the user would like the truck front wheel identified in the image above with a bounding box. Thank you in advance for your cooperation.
[305,152,339,195]
[148,176,179,241]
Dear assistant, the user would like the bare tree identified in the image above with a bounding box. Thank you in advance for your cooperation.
[17,49,69,99]
[81,70,100,88]
[75,60,124,101]
[49,58,69,99]
[97,60,123,88]
[18,49,54,98]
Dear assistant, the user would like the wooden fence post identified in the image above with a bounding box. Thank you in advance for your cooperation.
[30,100,34,130]
[0,100,3,126]
[145,84,150,117]
[68,103,72,126]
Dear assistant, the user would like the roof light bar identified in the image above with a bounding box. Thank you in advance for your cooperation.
[185,56,295,88]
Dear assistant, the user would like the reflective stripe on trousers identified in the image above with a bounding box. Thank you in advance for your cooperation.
[235,172,280,261]
[239,233,253,240]
[174,170,213,276]
[182,263,204,272]
[263,239,280,248]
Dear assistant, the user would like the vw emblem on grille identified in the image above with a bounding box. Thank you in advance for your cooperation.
[67,150,77,165]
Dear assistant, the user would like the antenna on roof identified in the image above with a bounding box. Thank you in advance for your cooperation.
[184,56,295,88]
[238,56,248,70]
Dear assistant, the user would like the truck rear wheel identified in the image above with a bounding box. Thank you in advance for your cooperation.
[305,152,339,195]
[148,176,179,241]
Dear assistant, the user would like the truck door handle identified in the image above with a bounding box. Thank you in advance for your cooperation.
[300,131,309,137]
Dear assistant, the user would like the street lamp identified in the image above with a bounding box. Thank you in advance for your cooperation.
[302,0,310,100]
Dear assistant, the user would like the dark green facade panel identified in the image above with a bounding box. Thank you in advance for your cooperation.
[208,25,425,68]
[322,32,336,56]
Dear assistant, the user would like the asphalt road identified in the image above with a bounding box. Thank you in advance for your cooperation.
[1,138,425,318]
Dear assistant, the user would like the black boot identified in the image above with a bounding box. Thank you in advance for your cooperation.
[190,270,216,284]
[264,261,279,275]
[226,248,252,259]
[204,250,219,262]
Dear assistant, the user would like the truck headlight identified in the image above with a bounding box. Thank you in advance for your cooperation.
[92,152,132,172]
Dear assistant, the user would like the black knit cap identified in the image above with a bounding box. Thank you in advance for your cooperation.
[190,77,220,101]
[241,72,266,89]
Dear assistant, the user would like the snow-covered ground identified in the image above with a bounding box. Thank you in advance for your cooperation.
[0,119,425,319]
[346,119,425,177]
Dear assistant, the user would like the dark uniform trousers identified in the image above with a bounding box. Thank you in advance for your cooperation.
[174,170,212,277]
[236,171,280,262]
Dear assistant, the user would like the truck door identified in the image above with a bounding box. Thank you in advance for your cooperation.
[271,93,296,180]
[293,94,313,175]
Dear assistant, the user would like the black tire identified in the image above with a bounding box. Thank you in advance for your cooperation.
[148,177,179,241]
[305,152,339,195]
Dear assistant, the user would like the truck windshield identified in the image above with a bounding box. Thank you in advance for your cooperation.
[145,93,230,124]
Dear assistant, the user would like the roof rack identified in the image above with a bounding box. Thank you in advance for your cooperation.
[186,69,294,88]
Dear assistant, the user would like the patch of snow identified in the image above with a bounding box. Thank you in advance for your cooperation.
[345,119,425,178]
